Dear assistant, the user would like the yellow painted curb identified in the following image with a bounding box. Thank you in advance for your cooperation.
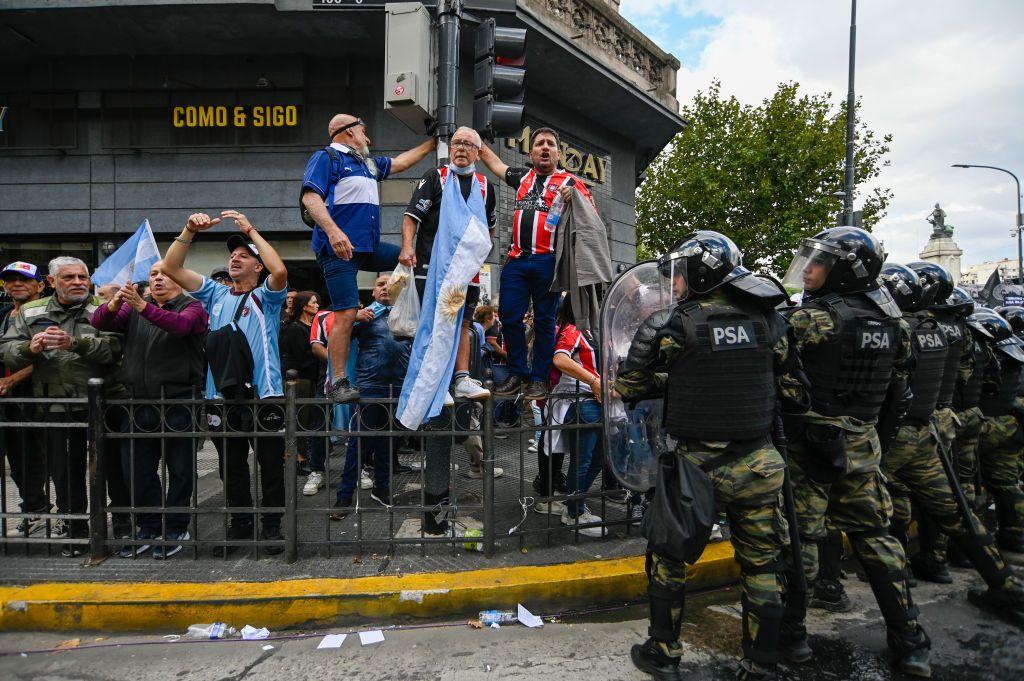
[0,542,740,632]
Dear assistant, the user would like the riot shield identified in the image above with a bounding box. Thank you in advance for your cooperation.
[601,261,675,492]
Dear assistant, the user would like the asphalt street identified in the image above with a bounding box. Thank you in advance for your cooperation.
[0,564,1020,680]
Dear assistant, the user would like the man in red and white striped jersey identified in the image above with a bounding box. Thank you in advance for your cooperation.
[479,127,593,401]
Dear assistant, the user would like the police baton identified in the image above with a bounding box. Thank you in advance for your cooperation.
[928,418,984,539]
[773,410,807,595]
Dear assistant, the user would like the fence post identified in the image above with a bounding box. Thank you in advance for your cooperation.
[87,378,107,563]
[482,397,495,558]
[284,373,299,563]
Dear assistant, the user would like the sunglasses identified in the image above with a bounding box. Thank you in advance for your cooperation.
[329,118,366,138]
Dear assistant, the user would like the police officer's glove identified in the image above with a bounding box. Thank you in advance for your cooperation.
[425,117,439,137]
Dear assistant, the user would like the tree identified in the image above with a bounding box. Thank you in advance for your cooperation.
[636,81,893,275]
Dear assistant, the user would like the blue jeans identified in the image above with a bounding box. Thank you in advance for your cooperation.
[564,399,603,518]
[498,254,560,382]
[317,242,401,311]
[336,386,394,501]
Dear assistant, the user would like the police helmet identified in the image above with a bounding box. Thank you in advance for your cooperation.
[657,231,745,296]
[937,285,975,318]
[879,263,924,312]
[908,261,953,310]
[967,307,1012,342]
[996,305,1024,336]
[781,226,886,295]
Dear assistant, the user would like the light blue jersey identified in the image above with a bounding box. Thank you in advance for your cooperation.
[191,277,288,399]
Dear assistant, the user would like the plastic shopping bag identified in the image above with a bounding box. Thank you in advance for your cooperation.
[387,264,420,337]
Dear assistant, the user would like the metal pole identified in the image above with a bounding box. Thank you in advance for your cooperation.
[482,397,495,558]
[284,373,298,564]
[843,0,857,226]
[437,0,462,141]
[951,164,1024,283]
[87,378,107,563]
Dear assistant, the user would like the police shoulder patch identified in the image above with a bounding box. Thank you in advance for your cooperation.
[708,319,757,351]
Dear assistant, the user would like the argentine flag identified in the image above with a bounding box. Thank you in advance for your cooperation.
[397,168,492,429]
[92,219,161,287]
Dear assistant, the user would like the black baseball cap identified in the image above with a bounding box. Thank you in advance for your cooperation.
[226,234,264,265]
[210,266,230,280]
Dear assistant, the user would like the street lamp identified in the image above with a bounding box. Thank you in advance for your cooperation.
[952,164,1024,284]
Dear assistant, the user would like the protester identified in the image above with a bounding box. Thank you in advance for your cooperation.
[283,288,298,325]
[0,262,49,536]
[548,298,604,536]
[90,261,208,558]
[279,290,322,493]
[96,283,119,303]
[0,257,128,556]
[162,210,288,557]
[400,125,494,401]
[479,128,593,400]
[210,267,231,286]
[301,113,436,404]
[331,275,411,519]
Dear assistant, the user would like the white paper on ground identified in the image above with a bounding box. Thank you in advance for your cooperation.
[359,630,385,645]
[241,625,270,640]
[317,634,347,649]
[261,644,275,651]
[517,604,544,628]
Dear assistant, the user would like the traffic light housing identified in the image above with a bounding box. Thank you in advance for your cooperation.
[473,19,526,140]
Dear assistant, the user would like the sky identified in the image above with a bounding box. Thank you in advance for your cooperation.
[619,0,1024,268]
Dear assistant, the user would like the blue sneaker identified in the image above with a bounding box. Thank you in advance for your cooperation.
[117,530,157,558]
[153,531,189,559]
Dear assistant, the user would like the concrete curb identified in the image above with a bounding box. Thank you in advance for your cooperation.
[0,542,740,632]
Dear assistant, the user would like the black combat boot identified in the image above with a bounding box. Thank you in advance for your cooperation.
[736,658,777,681]
[911,552,953,584]
[955,530,1024,628]
[780,570,812,663]
[630,638,683,681]
[993,491,1024,553]
[422,492,450,535]
[810,531,853,612]
[887,626,932,678]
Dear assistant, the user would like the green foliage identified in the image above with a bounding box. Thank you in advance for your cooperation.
[636,81,893,275]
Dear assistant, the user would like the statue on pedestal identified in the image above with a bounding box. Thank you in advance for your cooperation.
[927,203,954,238]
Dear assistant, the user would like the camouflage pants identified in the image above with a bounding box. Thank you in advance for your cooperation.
[787,423,918,632]
[931,407,983,561]
[649,440,786,660]
[883,422,1013,587]
[979,414,1024,534]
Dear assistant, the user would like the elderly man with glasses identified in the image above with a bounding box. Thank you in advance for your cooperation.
[301,114,436,404]
[399,126,496,402]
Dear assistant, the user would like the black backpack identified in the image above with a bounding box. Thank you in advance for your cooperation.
[299,146,343,228]
[205,291,255,398]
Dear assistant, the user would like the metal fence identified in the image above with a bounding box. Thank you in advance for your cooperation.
[0,377,641,564]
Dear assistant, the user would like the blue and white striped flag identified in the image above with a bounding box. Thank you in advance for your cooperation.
[397,169,492,429]
[92,219,161,287]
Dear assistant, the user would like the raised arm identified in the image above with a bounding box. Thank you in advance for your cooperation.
[477,143,509,182]
[164,213,220,293]
[221,210,288,292]
[390,138,438,175]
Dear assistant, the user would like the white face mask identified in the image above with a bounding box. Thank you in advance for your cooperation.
[450,162,476,176]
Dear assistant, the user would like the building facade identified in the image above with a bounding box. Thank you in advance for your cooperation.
[960,258,1020,286]
[0,0,683,300]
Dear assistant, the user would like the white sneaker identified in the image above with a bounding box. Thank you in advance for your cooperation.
[359,469,373,490]
[303,471,325,496]
[528,438,536,446]
[561,507,605,538]
[454,376,490,401]
[444,391,455,407]
[534,499,566,515]
[467,467,504,479]
[527,444,538,453]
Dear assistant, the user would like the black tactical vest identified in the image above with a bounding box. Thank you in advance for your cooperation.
[665,296,777,441]
[119,294,207,398]
[933,313,967,409]
[956,338,987,411]
[980,347,1023,417]
[801,293,901,421]
[905,312,949,421]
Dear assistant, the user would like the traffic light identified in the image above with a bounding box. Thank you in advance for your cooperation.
[473,19,526,140]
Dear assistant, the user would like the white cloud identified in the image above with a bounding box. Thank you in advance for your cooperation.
[621,0,1024,269]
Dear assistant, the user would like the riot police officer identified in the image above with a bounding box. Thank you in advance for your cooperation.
[976,307,1024,553]
[880,267,1024,628]
[778,228,931,677]
[614,231,805,681]
[907,264,973,582]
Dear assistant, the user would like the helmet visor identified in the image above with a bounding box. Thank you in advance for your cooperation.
[781,241,838,295]
[995,337,1024,364]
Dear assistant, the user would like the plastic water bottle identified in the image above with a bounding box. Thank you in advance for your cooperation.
[544,192,566,233]
[479,610,518,625]
[186,623,238,639]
